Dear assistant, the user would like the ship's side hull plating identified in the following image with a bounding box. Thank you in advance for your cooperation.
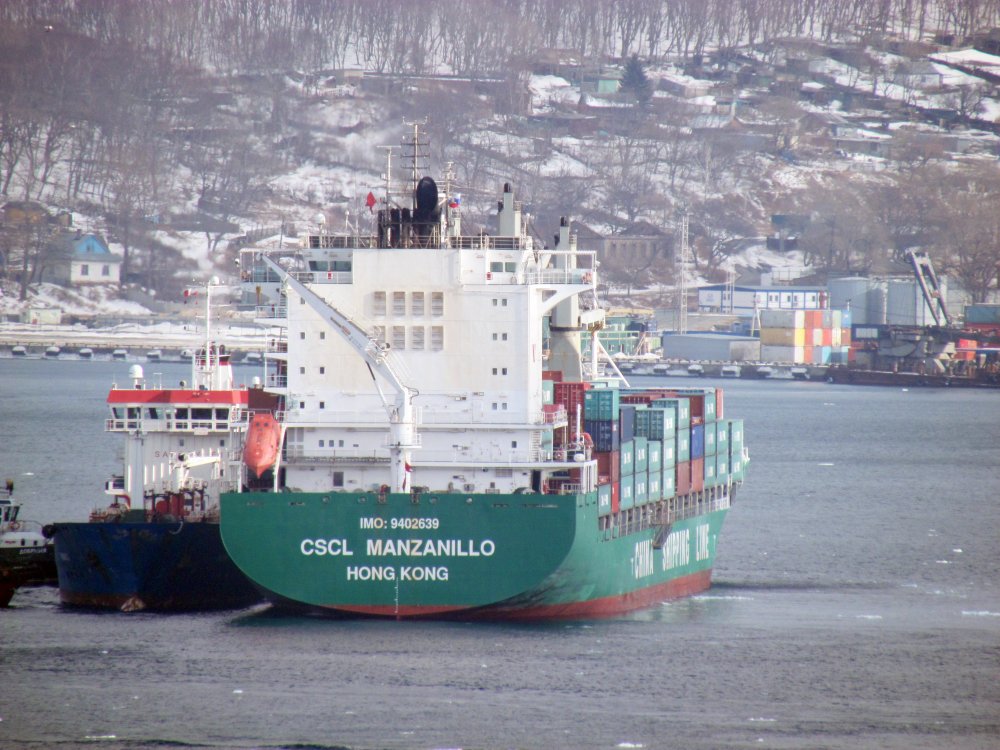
[220,489,728,619]
[52,521,262,611]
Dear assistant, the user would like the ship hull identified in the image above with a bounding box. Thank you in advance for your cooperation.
[50,521,263,611]
[220,489,729,620]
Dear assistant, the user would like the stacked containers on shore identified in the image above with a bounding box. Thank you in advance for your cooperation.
[759,309,852,364]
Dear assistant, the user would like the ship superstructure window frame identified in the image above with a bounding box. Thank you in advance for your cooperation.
[431,326,444,351]
[411,291,424,316]
[411,326,424,350]
[431,292,444,316]
[392,326,406,349]
[393,291,406,316]
[373,291,387,316]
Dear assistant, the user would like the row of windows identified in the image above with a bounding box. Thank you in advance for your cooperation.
[372,291,445,317]
[372,325,444,351]
[79,264,112,276]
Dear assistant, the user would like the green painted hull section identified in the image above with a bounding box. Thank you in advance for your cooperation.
[220,489,728,617]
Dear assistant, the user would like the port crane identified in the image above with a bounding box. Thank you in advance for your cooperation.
[907,250,952,328]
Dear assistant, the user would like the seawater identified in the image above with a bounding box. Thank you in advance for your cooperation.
[1,358,998,750]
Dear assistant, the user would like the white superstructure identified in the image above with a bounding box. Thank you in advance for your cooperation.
[243,130,606,496]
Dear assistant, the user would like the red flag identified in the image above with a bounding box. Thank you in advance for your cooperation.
[366,191,376,212]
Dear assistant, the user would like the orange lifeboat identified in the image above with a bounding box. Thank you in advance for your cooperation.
[243,413,282,478]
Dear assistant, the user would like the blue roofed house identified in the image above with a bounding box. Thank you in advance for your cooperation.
[43,231,122,286]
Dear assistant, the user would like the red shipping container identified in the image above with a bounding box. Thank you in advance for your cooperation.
[684,393,705,419]
[597,451,621,483]
[690,457,704,493]
[542,370,563,382]
[554,381,591,427]
[821,328,833,347]
[676,460,692,496]
[806,310,822,328]
[611,482,621,513]
[715,387,724,420]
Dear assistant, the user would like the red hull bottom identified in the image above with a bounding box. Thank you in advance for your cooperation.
[298,569,714,620]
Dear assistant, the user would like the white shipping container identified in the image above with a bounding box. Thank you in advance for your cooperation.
[760,344,807,363]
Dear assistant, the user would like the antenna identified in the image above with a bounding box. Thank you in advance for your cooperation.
[400,119,430,207]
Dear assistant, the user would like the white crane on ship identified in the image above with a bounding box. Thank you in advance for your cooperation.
[261,256,418,493]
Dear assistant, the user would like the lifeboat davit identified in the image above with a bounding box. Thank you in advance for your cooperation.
[243,413,281,478]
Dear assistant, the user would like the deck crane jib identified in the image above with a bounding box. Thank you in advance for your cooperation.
[261,256,418,493]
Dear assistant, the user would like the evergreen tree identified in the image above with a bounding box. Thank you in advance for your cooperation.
[620,55,652,106]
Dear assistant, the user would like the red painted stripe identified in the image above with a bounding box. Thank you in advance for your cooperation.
[107,389,248,405]
[313,569,714,620]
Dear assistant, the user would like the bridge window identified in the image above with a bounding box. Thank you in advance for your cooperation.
[411,291,424,316]
[373,291,386,316]
[392,326,406,349]
[333,471,344,488]
[393,292,406,316]
[431,326,444,351]
[431,292,444,316]
[411,326,424,350]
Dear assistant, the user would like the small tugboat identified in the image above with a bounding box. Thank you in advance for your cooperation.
[1,480,56,607]
[47,282,277,611]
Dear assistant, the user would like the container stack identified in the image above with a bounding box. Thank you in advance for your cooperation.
[552,382,746,518]
[759,309,852,364]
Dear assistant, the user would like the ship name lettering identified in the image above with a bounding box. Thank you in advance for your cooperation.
[660,529,690,571]
[695,524,710,561]
[300,538,354,556]
[346,565,395,581]
[633,540,654,580]
[366,538,495,557]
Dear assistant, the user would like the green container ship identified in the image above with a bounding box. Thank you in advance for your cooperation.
[220,128,748,619]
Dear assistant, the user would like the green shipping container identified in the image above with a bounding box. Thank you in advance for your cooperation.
[620,474,635,510]
[705,425,716,456]
[661,440,676,467]
[634,436,648,474]
[716,452,730,483]
[648,471,661,499]
[729,441,745,481]
[661,466,675,498]
[584,389,620,421]
[647,440,662,474]
[716,421,729,453]
[634,471,648,505]
[676,429,690,463]
[598,483,612,515]
[542,379,554,405]
[704,457,717,486]
[729,419,744,451]
[654,397,690,428]
[620,440,634,477]
[635,407,676,441]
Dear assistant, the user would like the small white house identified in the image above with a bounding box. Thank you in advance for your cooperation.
[41,231,122,286]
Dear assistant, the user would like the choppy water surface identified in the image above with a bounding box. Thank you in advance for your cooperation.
[2,359,998,750]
